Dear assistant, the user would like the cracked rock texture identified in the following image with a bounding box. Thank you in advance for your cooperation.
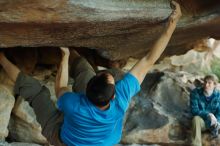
[0,0,220,60]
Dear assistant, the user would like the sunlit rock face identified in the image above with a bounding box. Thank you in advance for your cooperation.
[0,0,220,60]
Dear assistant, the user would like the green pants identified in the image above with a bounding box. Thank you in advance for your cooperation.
[14,72,65,146]
[191,116,207,146]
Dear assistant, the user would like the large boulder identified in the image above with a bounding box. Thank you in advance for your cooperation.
[121,46,220,145]
[0,0,220,60]
[122,71,220,146]
[121,71,192,145]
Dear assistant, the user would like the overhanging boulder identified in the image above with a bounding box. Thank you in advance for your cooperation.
[0,0,220,60]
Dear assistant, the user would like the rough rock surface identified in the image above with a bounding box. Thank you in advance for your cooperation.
[121,71,191,145]
[0,85,15,141]
[0,0,220,60]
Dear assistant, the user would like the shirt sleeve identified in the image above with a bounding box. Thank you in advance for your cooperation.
[190,89,209,120]
[115,72,141,112]
[57,92,79,113]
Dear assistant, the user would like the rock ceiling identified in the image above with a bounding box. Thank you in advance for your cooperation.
[0,0,220,60]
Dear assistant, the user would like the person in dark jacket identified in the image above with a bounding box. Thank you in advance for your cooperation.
[190,75,220,146]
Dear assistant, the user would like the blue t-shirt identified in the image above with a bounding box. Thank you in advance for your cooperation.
[57,73,140,146]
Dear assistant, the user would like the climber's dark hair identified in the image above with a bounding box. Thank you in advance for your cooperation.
[86,71,115,106]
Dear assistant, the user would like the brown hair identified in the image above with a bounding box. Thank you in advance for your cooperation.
[204,74,219,84]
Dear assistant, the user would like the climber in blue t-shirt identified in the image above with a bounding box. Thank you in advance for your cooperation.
[55,1,181,145]
[0,1,181,146]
